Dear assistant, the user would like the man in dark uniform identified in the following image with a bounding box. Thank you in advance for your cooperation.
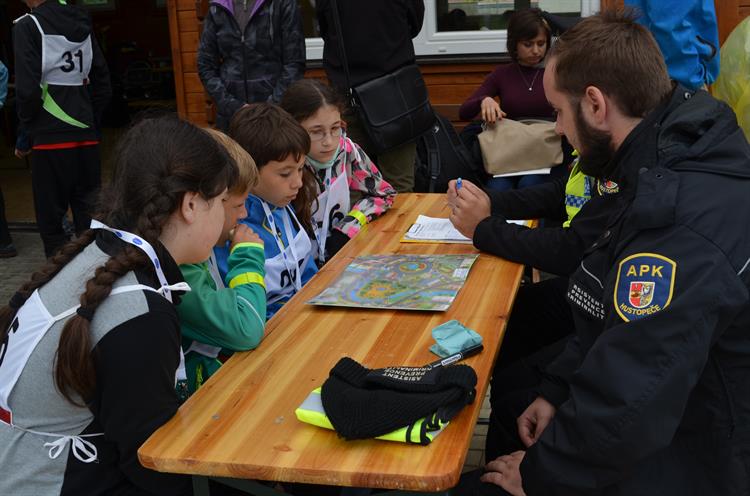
[456,10,750,496]
[448,162,621,460]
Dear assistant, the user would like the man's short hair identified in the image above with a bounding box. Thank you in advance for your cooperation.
[549,9,672,118]
[228,103,310,168]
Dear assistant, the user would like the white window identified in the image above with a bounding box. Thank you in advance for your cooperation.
[302,0,600,60]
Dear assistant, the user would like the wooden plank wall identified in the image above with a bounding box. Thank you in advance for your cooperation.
[168,0,749,127]
[716,0,750,45]
[168,0,208,126]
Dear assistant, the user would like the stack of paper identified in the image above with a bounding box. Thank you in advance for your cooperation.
[402,215,472,244]
[493,167,551,178]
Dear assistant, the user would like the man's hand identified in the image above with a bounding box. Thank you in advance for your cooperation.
[517,396,556,447]
[15,148,31,159]
[230,224,263,251]
[480,96,506,124]
[481,451,527,496]
[447,179,491,239]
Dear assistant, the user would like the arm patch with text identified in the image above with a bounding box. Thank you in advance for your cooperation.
[614,253,676,322]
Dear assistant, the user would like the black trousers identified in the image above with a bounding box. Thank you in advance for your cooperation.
[451,341,569,496]
[0,185,11,247]
[31,145,101,257]
[485,276,575,461]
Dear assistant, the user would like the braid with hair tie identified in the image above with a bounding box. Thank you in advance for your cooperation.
[76,306,95,321]
[55,245,148,405]
[55,189,179,405]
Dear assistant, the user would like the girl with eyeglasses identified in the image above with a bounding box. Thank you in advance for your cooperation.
[281,79,397,264]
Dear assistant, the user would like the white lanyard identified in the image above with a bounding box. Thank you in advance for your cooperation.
[206,252,225,290]
[89,220,189,385]
[313,167,335,262]
[311,144,353,261]
[260,201,303,291]
[185,254,224,360]
[89,220,181,303]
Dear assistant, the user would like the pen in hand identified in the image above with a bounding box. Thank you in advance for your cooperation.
[456,177,463,190]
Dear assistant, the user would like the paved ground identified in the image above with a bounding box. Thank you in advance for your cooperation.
[0,229,490,476]
[0,231,47,304]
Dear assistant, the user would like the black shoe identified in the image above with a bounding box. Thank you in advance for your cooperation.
[0,244,17,258]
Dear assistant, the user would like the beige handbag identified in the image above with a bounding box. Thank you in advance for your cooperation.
[478,118,563,175]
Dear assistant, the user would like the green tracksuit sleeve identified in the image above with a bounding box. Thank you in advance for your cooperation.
[178,242,266,351]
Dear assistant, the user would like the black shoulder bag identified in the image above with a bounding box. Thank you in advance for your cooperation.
[329,0,436,153]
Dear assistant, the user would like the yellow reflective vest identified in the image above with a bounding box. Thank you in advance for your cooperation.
[563,157,595,228]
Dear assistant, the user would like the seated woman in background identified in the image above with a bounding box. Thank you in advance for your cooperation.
[459,8,557,192]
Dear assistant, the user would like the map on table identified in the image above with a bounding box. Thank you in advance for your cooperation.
[307,254,479,311]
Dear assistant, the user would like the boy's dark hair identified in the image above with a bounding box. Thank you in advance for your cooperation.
[280,78,345,122]
[507,8,551,63]
[0,116,236,405]
[549,9,672,118]
[228,103,317,235]
[228,103,311,168]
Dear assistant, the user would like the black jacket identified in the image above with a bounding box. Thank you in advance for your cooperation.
[197,0,305,130]
[316,0,424,91]
[473,176,620,276]
[13,1,110,146]
[523,87,750,495]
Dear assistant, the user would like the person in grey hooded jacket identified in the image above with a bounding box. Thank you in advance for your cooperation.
[197,0,305,130]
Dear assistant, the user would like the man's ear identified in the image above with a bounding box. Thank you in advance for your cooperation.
[582,86,608,127]
[180,192,200,225]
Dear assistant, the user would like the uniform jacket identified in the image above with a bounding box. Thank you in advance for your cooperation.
[523,87,750,495]
[14,1,111,146]
[0,232,190,495]
[473,172,619,276]
[310,134,396,239]
[197,0,305,130]
[316,0,424,90]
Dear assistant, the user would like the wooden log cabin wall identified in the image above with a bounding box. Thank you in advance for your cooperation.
[167,0,750,129]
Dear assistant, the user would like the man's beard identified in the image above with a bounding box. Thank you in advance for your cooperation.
[575,103,615,179]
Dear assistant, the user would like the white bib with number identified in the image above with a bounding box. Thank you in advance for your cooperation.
[26,13,93,86]
[311,164,351,262]
[261,202,313,306]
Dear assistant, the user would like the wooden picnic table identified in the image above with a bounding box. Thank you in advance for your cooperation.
[139,193,526,492]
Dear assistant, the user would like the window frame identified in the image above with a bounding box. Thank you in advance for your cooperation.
[303,0,600,60]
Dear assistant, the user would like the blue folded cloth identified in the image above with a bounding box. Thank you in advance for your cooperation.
[429,320,483,358]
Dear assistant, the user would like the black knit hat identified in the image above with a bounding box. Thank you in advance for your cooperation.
[321,357,477,441]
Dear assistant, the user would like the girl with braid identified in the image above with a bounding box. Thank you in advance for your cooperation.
[0,116,236,495]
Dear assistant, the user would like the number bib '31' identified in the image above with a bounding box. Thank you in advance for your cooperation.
[25,13,93,86]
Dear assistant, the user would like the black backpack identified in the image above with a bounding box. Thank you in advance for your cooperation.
[414,113,486,193]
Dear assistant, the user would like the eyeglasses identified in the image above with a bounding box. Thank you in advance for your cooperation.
[307,126,343,142]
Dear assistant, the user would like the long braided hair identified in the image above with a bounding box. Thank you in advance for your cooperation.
[0,116,236,406]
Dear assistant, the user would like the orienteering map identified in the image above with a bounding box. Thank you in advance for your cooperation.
[307,254,478,311]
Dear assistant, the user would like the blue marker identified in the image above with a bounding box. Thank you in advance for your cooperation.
[456,177,463,190]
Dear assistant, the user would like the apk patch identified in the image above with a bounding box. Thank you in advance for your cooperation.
[614,253,676,322]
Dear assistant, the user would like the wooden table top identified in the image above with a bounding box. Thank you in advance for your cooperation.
[138,193,525,492]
